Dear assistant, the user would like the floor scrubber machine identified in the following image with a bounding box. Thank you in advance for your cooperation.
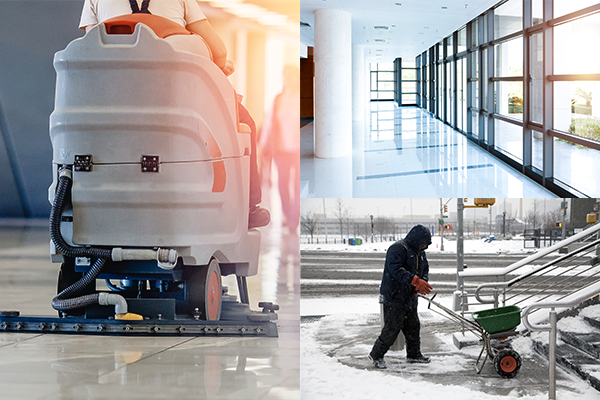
[0,15,278,336]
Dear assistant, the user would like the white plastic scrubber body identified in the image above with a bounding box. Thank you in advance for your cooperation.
[49,22,258,277]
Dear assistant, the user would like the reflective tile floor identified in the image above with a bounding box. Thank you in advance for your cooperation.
[301,104,556,198]
[0,188,299,399]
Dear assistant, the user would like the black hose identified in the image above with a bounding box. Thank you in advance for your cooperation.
[50,170,112,312]
[49,172,112,260]
[52,293,100,312]
[105,279,125,292]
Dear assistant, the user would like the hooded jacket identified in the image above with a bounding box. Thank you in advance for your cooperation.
[379,224,432,310]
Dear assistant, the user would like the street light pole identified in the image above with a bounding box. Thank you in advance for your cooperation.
[454,198,465,311]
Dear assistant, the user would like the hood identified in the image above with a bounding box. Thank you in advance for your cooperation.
[404,224,432,251]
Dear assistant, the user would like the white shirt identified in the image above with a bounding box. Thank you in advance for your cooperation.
[79,0,206,29]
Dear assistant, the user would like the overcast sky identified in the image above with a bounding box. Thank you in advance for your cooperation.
[300,198,565,220]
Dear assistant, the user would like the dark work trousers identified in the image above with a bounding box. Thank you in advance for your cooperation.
[238,104,261,209]
[370,304,422,360]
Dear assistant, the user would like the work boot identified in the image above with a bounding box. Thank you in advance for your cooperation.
[248,206,270,229]
[407,354,430,364]
[368,354,387,369]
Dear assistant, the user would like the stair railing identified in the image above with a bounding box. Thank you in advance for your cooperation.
[522,281,600,400]
[459,224,600,314]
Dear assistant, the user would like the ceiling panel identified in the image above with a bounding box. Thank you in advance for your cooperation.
[301,0,501,61]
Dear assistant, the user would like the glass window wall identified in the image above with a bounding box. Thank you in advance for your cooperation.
[370,63,395,101]
[554,0,600,18]
[532,0,543,25]
[458,28,467,53]
[554,13,600,75]
[495,82,523,121]
[553,81,600,142]
[532,128,543,171]
[530,32,543,123]
[413,0,600,196]
[495,37,523,77]
[494,0,522,39]
[554,137,600,195]
[495,118,523,161]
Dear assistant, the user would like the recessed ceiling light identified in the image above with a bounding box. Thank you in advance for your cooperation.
[442,6,448,9]
[374,26,389,30]
[395,2,401,5]
[374,39,386,43]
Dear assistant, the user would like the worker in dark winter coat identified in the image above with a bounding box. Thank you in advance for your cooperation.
[368,224,433,369]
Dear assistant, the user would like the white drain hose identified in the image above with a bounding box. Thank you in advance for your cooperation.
[111,248,178,270]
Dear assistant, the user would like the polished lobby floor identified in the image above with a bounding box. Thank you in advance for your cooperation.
[0,188,299,399]
[301,103,556,198]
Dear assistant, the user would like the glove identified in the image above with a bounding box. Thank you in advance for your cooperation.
[411,275,432,295]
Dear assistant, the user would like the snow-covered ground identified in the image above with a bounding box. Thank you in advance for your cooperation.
[302,234,538,255]
[301,295,600,400]
[301,238,600,399]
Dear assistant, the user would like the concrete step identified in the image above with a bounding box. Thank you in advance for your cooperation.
[559,329,600,360]
[533,339,600,392]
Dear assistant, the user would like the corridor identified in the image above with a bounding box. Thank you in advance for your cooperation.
[301,104,556,198]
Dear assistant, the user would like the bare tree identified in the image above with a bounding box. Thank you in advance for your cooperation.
[503,209,518,235]
[542,207,562,231]
[526,199,541,230]
[300,209,317,243]
[332,199,349,241]
[374,216,394,241]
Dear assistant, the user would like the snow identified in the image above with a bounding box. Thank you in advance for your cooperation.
[302,235,538,255]
[558,315,597,334]
[301,297,600,400]
[301,296,380,316]
[301,242,600,399]
[579,304,600,320]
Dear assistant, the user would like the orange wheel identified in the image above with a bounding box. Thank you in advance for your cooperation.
[500,355,517,373]
[493,349,521,378]
[188,258,222,321]
[205,261,221,320]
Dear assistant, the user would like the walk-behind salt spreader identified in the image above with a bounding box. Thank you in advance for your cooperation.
[420,293,522,378]
[0,15,278,337]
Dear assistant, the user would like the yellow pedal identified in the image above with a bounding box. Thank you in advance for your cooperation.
[115,313,144,321]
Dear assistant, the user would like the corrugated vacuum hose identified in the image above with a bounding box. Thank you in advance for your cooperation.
[50,167,110,313]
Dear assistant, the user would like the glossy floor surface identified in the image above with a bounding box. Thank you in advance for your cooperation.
[0,188,299,399]
[301,104,556,198]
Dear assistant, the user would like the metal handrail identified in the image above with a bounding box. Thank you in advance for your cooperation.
[460,224,600,278]
[473,238,600,305]
[459,225,600,311]
[522,281,600,400]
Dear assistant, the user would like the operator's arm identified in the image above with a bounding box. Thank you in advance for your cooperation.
[384,244,413,285]
[420,253,429,282]
[186,19,232,75]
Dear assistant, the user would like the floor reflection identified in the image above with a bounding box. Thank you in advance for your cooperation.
[0,178,299,399]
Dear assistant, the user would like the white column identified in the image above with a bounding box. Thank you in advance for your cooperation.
[352,44,365,121]
[314,9,352,158]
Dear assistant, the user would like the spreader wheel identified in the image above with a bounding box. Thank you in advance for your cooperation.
[189,259,222,321]
[493,348,521,378]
